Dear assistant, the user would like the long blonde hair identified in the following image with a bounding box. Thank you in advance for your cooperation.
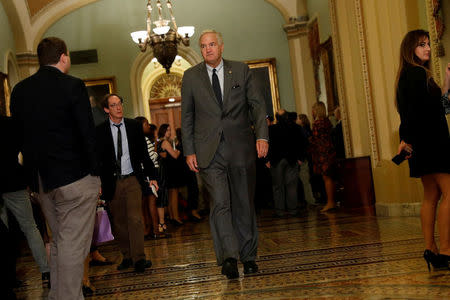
[312,101,327,120]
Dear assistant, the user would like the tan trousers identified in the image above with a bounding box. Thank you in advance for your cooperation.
[39,175,100,300]
[110,176,145,263]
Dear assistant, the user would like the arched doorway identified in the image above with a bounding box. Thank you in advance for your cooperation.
[129,45,202,122]
[147,72,183,138]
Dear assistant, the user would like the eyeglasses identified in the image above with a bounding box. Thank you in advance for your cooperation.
[109,102,123,108]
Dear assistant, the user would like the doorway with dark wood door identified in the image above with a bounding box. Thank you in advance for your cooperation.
[149,96,181,139]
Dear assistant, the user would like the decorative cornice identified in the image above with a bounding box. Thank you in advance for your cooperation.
[354,0,380,167]
[283,20,309,38]
[328,0,353,158]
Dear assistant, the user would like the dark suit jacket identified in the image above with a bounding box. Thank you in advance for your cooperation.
[0,116,26,194]
[332,121,345,159]
[268,121,306,166]
[10,66,97,192]
[96,118,156,201]
[181,59,268,168]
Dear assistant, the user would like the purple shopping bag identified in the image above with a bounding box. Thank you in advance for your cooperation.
[92,208,114,246]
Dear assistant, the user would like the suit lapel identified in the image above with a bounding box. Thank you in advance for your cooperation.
[102,121,116,163]
[222,60,232,107]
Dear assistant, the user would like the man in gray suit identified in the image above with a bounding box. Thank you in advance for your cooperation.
[181,29,269,279]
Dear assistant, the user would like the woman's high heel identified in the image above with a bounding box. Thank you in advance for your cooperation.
[423,250,448,271]
[158,223,167,233]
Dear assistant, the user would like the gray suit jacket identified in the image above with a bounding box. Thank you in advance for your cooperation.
[181,59,268,168]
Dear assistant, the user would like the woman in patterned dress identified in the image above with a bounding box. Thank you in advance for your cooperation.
[309,101,337,212]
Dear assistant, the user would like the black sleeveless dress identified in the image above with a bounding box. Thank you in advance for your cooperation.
[397,65,450,177]
[157,139,185,189]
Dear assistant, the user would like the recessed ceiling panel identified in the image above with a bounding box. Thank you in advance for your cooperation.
[27,0,58,17]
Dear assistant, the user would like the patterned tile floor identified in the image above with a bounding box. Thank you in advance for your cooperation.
[14,207,450,299]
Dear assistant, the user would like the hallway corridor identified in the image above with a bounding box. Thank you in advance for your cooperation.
[14,208,450,299]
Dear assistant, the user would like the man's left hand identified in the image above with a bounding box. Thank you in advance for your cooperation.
[256,140,269,158]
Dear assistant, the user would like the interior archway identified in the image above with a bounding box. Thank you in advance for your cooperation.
[5,50,20,87]
[129,45,202,121]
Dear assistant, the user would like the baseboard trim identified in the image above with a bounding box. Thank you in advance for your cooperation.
[375,202,421,217]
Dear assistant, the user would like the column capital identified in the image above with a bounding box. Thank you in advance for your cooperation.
[283,17,309,38]
[16,52,39,78]
[16,52,38,66]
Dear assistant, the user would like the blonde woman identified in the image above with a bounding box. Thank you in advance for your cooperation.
[309,102,337,212]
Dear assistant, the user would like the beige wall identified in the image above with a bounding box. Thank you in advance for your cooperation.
[0,1,15,74]
[43,0,296,117]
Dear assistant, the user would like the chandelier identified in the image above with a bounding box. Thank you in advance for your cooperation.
[131,0,194,74]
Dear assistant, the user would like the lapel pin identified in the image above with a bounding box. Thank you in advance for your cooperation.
[229,70,232,74]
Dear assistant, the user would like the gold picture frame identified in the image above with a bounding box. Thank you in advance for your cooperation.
[83,76,117,105]
[0,72,11,116]
[245,58,280,117]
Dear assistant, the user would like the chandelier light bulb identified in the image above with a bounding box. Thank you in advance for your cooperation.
[130,31,148,44]
[153,26,170,35]
[130,0,195,73]
[178,26,195,38]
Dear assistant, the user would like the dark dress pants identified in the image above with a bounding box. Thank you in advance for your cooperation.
[110,176,145,263]
[200,140,258,265]
[271,158,299,215]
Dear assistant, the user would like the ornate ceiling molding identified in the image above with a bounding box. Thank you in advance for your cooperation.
[26,0,59,18]
[1,0,99,52]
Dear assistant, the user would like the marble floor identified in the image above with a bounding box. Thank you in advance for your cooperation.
[14,207,450,299]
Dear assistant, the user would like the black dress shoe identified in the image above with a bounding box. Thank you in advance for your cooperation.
[117,258,133,271]
[41,272,50,288]
[82,284,95,296]
[134,259,152,273]
[221,258,239,279]
[243,261,258,274]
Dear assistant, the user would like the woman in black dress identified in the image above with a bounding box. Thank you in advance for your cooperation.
[396,29,450,270]
[135,117,169,238]
[157,124,184,225]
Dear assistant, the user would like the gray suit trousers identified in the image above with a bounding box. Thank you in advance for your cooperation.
[200,139,258,265]
[38,174,99,300]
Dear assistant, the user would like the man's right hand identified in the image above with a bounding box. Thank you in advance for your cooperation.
[186,154,199,173]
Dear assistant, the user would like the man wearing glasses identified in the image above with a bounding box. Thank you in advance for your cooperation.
[96,93,158,273]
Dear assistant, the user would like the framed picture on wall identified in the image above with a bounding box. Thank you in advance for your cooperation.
[83,76,117,106]
[244,58,280,118]
[0,72,11,116]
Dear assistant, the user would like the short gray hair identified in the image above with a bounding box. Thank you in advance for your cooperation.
[199,29,223,47]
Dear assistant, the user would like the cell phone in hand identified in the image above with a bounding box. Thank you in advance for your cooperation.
[392,150,411,165]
